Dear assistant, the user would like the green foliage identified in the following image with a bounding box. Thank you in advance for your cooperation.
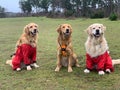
[0,6,6,18]
[90,11,104,19]
[0,12,6,18]
[19,0,32,13]
[109,13,118,21]
[0,17,120,90]
[18,0,120,18]
[64,10,74,17]
[41,0,50,12]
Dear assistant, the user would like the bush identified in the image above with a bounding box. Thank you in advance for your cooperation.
[109,13,118,21]
[90,11,104,19]
[0,12,6,18]
[64,10,74,17]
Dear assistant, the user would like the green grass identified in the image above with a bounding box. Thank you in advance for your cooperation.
[0,17,120,90]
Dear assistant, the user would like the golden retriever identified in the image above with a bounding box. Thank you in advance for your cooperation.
[6,23,39,71]
[55,24,80,72]
[15,23,38,48]
[84,23,120,75]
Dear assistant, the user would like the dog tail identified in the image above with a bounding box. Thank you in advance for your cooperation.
[112,59,120,65]
[6,60,12,66]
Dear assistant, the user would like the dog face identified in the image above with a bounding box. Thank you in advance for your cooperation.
[24,23,39,36]
[57,24,72,39]
[86,23,106,38]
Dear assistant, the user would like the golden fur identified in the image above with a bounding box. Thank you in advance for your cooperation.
[55,24,80,72]
[6,23,39,70]
[16,23,38,48]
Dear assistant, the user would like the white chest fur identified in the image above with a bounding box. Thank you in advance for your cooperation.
[85,37,108,57]
[61,57,68,67]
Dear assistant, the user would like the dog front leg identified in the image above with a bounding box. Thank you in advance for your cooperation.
[68,55,73,72]
[55,54,62,72]
[66,48,73,72]
[73,53,80,67]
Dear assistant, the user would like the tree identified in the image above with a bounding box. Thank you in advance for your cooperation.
[41,0,50,13]
[115,0,120,18]
[19,0,32,14]
[29,0,41,13]
[72,0,82,17]
[0,6,6,18]
[81,0,88,17]
[50,0,62,12]
[60,0,75,17]
[18,0,120,18]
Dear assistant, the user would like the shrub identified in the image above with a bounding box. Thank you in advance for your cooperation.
[64,10,74,17]
[109,13,118,21]
[0,12,6,18]
[90,11,104,19]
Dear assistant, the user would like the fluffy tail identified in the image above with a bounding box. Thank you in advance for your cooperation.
[112,59,120,65]
[6,60,12,66]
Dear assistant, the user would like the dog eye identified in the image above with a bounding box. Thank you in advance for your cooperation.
[93,28,95,29]
[30,26,32,28]
[34,25,37,27]
[62,26,65,28]
[99,27,101,28]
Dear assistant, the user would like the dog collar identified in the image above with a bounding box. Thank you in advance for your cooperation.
[61,45,67,56]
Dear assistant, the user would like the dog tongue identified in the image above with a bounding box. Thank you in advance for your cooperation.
[94,34,100,37]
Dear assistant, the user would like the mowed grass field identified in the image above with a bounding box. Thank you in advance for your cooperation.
[0,17,120,90]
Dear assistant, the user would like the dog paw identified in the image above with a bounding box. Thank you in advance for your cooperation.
[34,64,39,68]
[27,66,32,71]
[31,63,39,68]
[98,71,105,75]
[76,64,80,67]
[16,68,21,71]
[84,69,90,74]
[68,67,73,72]
[55,67,60,72]
[106,69,111,74]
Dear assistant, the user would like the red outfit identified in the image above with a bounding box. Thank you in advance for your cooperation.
[12,44,36,70]
[86,51,114,72]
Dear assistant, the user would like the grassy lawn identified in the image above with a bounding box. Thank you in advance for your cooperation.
[0,17,120,90]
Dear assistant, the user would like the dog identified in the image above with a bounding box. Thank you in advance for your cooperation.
[55,24,80,72]
[84,23,120,75]
[6,23,39,71]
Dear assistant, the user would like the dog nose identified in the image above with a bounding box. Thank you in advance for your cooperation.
[34,29,37,33]
[96,29,99,34]
[66,29,69,33]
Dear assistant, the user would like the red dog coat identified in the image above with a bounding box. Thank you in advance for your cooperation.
[12,44,36,70]
[86,51,114,72]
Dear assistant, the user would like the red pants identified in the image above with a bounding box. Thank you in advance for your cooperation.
[86,51,114,72]
[12,44,36,70]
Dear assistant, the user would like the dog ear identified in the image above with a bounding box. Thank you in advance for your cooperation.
[101,24,106,31]
[57,25,61,33]
[69,24,72,33]
[24,24,29,34]
[85,25,91,34]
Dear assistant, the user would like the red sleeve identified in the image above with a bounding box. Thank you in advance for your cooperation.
[86,53,93,70]
[97,53,106,71]
[31,47,37,62]
[22,44,31,65]
[105,52,114,72]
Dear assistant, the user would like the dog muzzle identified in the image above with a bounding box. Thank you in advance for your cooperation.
[30,29,38,36]
[93,29,102,37]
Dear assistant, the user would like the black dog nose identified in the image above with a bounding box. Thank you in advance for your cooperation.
[96,29,99,34]
[34,29,37,33]
[66,29,69,33]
